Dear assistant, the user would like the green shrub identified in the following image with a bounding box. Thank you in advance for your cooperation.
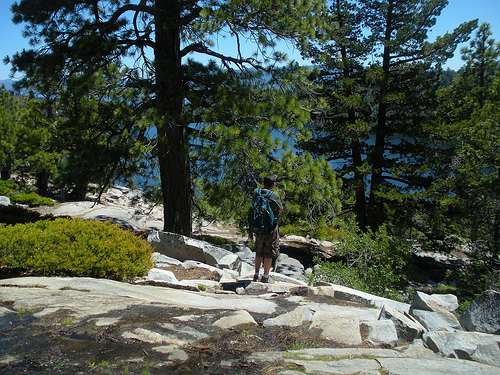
[308,257,366,291]
[0,180,19,196]
[307,225,413,300]
[9,192,55,207]
[0,179,55,207]
[0,218,153,281]
[279,224,344,242]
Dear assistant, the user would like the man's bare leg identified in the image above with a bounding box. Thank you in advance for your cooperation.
[263,258,273,276]
[254,256,263,281]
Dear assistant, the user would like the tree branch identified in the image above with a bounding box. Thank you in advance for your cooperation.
[177,5,202,27]
[181,43,267,71]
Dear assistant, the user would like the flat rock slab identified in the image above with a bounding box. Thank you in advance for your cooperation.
[309,310,362,346]
[252,348,500,375]
[377,357,500,375]
[0,276,277,315]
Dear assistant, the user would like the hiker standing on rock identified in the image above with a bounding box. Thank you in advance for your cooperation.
[248,174,283,283]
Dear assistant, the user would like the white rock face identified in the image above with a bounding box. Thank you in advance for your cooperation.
[424,330,500,367]
[379,305,427,344]
[411,291,459,312]
[361,320,399,348]
[459,289,500,334]
[146,268,179,283]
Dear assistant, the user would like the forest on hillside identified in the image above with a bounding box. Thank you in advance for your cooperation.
[1,0,499,303]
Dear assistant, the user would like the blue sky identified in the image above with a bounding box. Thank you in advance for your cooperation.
[1,0,499,80]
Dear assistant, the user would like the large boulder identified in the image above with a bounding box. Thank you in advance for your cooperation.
[273,253,305,279]
[410,308,462,332]
[411,291,459,312]
[0,196,10,206]
[147,231,235,268]
[459,289,500,334]
[360,320,399,348]
[378,305,427,344]
[410,291,461,332]
[423,330,500,367]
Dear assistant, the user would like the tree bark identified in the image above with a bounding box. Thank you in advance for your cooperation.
[36,171,49,196]
[352,139,367,231]
[155,0,192,235]
[368,0,393,231]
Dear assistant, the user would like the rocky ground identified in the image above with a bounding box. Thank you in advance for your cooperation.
[2,276,499,375]
[0,277,352,374]
[1,186,499,374]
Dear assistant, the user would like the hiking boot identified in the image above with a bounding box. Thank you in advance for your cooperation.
[253,274,259,282]
[261,275,272,284]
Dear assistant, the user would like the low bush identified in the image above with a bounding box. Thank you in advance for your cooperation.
[0,218,153,281]
[9,192,55,207]
[0,180,19,196]
[0,179,55,207]
[279,224,344,242]
[306,225,413,300]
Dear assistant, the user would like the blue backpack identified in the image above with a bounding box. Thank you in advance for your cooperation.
[248,188,277,234]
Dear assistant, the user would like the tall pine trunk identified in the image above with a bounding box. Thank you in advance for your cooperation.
[336,0,367,231]
[352,139,367,231]
[155,0,192,235]
[368,0,393,231]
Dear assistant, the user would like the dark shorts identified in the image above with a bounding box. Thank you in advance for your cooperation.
[254,225,280,259]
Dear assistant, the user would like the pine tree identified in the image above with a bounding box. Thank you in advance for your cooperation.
[7,0,326,235]
[0,87,58,186]
[430,23,500,253]
[51,66,151,200]
[298,0,477,231]
[189,64,342,232]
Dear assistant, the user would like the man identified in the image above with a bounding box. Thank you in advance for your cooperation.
[252,174,283,283]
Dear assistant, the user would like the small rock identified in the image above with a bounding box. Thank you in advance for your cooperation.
[152,252,182,267]
[310,310,362,346]
[146,268,179,283]
[0,196,10,206]
[263,306,314,328]
[152,344,189,361]
[213,310,257,330]
[238,261,255,277]
[218,253,240,270]
[289,286,316,296]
